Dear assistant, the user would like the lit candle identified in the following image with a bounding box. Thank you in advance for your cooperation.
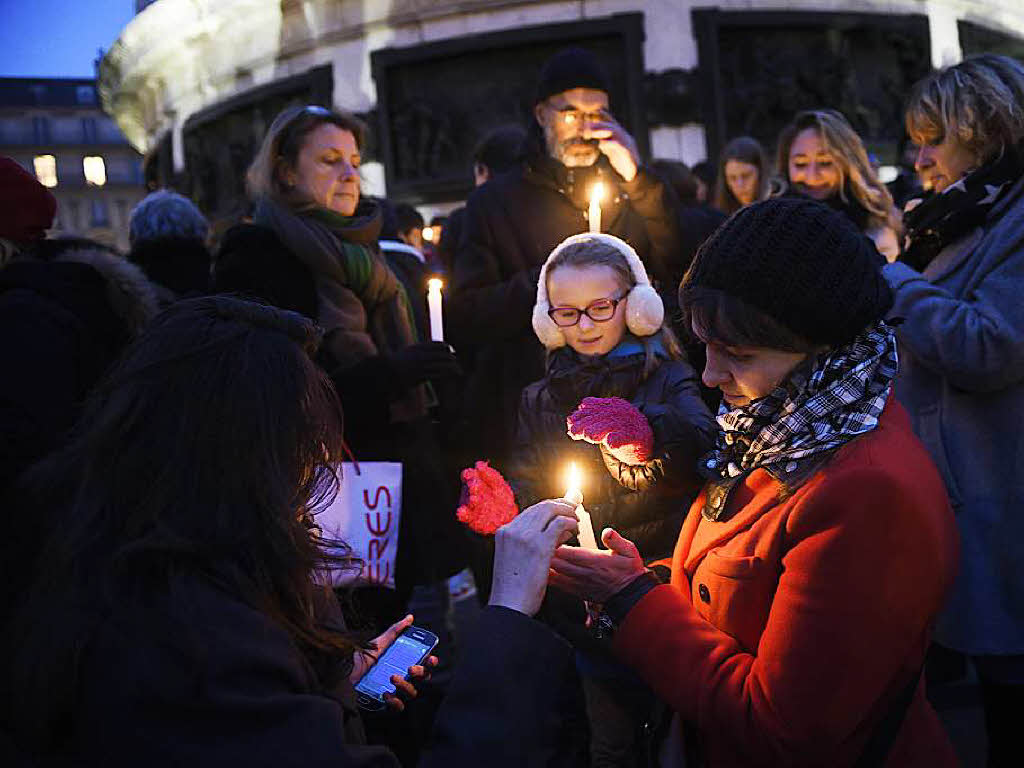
[422,226,435,244]
[565,462,598,549]
[427,278,444,342]
[588,182,604,234]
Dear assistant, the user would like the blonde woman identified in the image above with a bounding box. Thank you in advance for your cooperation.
[889,53,1024,764]
[775,109,900,261]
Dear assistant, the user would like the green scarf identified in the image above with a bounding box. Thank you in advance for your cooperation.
[254,197,427,421]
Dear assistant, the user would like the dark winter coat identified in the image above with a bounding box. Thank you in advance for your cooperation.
[20,572,582,767]
[213,213,465,594]
[435,205,464,277]
[0,245,158,631]
[661,201,727,325]
[0,246,158,495]
[449,153,681,466]
[127,236,211,306]
[508,345,716,562]
[378,242,430,342]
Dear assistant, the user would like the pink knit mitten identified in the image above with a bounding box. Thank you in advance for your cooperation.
[456,461,519,535]
[567,396,654,465]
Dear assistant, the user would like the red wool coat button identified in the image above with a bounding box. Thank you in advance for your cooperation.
[698,583,711,604]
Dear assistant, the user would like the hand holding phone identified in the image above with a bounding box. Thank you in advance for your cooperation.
[352,615,439,711]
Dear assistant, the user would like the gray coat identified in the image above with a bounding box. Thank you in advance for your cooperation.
[884,173,1024,655]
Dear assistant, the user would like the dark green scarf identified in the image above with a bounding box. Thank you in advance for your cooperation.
[254,197,427,421]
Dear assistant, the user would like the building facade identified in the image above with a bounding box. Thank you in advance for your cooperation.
[0,78,147,251]
[99,0,1024,226]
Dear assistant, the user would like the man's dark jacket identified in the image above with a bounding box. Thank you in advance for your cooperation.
[449,152,681,467]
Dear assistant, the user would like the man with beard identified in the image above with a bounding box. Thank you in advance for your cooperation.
[448,47,680,472]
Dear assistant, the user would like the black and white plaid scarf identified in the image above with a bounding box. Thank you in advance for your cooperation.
[700,321,898,519]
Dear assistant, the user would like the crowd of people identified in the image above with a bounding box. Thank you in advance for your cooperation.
[1,44,1024,767]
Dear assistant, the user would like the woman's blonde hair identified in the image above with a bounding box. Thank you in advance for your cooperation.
[906,53,1024,166]
[545,238,681,378]
[775,109,898,232]
[246,105,366,205]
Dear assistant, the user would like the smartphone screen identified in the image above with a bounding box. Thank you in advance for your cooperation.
[354,626,438,707]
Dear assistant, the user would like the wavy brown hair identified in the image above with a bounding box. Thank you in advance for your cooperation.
[775,109,898,232]
[8,296,363,744]
[906,53,1024,166]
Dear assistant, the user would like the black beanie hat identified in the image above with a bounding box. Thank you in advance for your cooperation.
[681,197,893,346]
[535,47,610,104]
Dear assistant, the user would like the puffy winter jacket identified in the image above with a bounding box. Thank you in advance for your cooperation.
[449,151,682,470]
[507,344,716,561]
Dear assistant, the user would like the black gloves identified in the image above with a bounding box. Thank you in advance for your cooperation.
[388,342,462,388]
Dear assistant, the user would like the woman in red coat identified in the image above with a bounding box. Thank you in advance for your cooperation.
[550,197,960,767]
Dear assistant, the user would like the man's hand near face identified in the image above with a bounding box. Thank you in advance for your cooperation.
[586,115,640,182]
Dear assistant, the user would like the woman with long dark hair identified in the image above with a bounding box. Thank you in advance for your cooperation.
[2,296,583,766]
[713,136,768,215]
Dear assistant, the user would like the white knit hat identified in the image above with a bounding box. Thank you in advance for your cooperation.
[531,233,665,349]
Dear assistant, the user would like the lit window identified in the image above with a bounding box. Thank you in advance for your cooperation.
[34,155,57,187]
[84,156,106,186]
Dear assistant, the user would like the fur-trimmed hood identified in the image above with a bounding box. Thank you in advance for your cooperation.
[54,246,159,336]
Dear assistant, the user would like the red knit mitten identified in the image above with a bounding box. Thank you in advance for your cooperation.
[567,396,655,465]
[456,461,519,535]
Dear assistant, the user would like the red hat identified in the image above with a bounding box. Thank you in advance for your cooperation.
[0,156,58,242]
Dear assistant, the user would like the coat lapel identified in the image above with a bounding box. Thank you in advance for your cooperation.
[679,470,783,575]
[923,226,983,284]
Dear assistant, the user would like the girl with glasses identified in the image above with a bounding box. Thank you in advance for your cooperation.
[508,233,716,765]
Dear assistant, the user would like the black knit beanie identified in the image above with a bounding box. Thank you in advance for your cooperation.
[681,197,893,346]
[535,47,610,104]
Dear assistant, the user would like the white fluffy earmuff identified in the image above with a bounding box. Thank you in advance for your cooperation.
[531,233,665,349]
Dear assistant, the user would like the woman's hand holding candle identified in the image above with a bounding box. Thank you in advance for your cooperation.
[489,499,579,617]
[549,528,646,603]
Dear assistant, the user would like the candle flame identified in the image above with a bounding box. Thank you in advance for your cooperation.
[565,461,582,497]
[427,277,443,292]
[590,182,605,205]
[422,226,435,243]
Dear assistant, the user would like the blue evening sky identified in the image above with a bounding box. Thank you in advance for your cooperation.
[0,0,136,79]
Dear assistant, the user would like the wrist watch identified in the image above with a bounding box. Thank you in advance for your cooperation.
[595,570,661,638]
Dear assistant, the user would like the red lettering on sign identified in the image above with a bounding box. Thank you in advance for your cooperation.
[365,510,392,536]
[363,486,392,510]
[368,537,389,561]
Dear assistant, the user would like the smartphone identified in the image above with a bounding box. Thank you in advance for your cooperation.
[354,625,439,710]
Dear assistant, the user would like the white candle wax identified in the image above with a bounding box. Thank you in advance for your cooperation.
[426,278,444,342]
[565,462,599,549]
[574,504,599,550]
[588,182,603,234]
